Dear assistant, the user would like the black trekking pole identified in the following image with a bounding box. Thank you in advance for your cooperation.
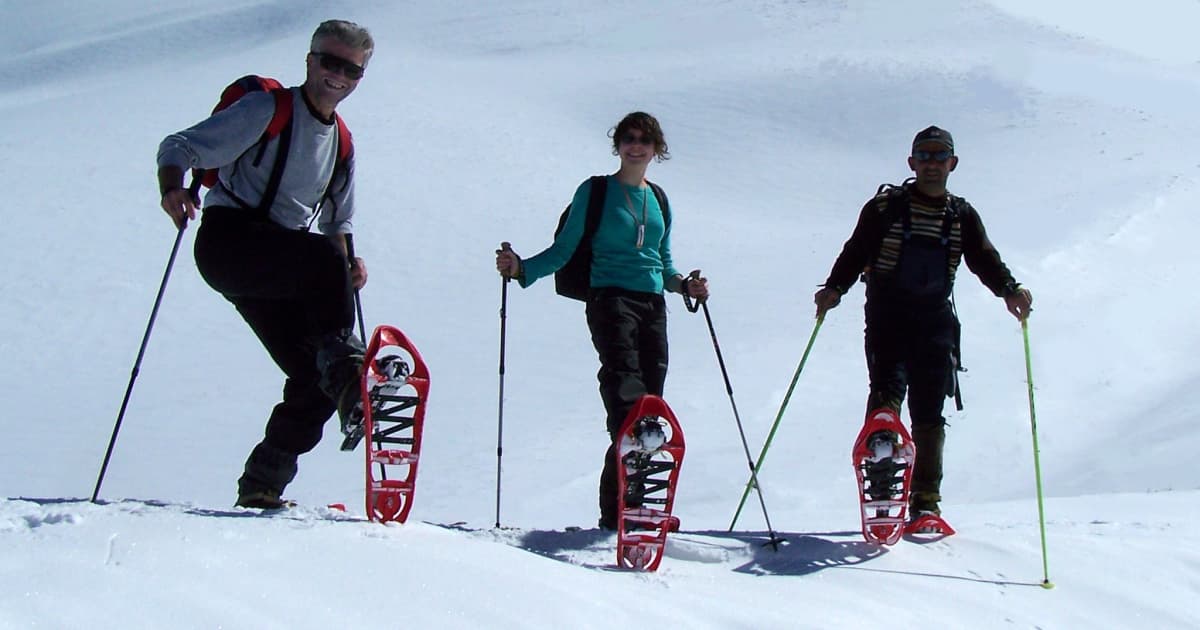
[494,242,513,528]
[92,219,189,502]
[683,272,782,550]
[345,234,385,480]
[345,234,368,347]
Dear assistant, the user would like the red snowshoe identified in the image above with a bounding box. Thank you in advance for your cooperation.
[852,408,915,545]
[354,325,430,524]
[615,394,685,571]
[905,512,956,538]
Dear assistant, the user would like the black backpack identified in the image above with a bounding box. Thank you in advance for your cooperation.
[553,175,671,300]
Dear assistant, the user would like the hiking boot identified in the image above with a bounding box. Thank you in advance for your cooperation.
[908,510,944,534]
[632,416,667,452]
[315,328,366,443]
[315,329,365,401]
[910,491,941,516]
[866,430,898,462]
[330,361,365,437]
[237,443,297,506]
[235,488,288,510]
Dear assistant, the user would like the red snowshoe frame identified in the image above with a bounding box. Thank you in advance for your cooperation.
[905,511,956,537]
[359,325,429,524]
[615,394,685,571]
[852,407,915,545]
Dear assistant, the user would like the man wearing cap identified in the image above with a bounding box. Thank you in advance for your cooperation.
[813,125,1033,525]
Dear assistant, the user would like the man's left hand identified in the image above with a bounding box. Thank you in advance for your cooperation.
[1005,287,1032,321]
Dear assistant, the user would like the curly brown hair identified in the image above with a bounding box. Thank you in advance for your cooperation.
[609,111,670,162]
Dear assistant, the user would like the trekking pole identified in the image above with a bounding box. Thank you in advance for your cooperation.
[345,234,367,348]
[1021,318,1054,589]
[92,219,189,502]
[345,234,385,480]
[494,242,512,528]
[730,313,824,530]
[682,273,782,549]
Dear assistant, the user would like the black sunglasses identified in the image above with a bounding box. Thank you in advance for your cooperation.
[620,133,655,146]
[913,149,953,163]
[311,52,365,80]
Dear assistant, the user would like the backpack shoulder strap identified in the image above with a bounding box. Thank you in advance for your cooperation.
[939,193,967,245]
[321,113,356,208]
[874,180,910,236]
[317,115,357,226]
[946,193,970,217]
[862,181,910,276]
[581,174,608,244]
[334,113,354,163]
[264,88,294,140]
[249,86,294,169]
[194,78,292,194]
[646,180,670,230]
[251,88,295,214]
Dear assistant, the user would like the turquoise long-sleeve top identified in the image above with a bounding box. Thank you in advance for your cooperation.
[519,175,679,294]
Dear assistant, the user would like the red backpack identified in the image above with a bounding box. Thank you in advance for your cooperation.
[189,75,354,212]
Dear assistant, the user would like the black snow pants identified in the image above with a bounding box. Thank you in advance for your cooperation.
[585,288,669,526]
[193,207,355,496]
[863,295,957,511]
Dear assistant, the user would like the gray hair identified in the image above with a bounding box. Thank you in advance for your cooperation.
[311,20,374,64]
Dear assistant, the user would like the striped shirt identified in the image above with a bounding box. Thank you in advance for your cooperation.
[822,183,1017,300]
[870,190,963,285]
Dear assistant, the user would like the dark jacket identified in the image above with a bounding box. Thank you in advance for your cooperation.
[822,184,1019,300]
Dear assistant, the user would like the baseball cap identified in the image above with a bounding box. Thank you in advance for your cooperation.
[912,126,954,153]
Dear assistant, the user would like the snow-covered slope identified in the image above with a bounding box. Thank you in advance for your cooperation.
[2,1,1197,627]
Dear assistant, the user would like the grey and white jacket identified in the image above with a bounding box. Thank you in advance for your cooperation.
[157,86,354,236]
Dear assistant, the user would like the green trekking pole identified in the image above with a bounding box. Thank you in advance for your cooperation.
[1022,318,1054,589]
[730,313,824,530]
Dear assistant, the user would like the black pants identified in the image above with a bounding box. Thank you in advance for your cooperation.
[194,208,354,495]
[863,295,957,509]
[585,288,669,524]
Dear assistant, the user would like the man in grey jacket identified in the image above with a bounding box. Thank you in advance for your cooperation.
[156,20,374,509]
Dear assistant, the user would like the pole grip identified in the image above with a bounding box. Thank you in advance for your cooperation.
[499,241,514,283]
[683,269,702,313]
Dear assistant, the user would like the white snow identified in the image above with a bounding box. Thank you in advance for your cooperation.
[2,1,1198,628]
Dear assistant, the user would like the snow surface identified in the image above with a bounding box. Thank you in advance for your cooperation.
[2,1,1199,628]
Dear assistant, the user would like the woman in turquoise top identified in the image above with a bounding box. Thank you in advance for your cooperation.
[495,112,709,530]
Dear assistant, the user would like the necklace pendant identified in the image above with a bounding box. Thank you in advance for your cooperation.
[636,224,645,249]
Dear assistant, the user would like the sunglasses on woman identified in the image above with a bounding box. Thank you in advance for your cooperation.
[620,133,655,146]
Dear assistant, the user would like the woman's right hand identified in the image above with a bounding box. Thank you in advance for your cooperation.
[495,241,521,279]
